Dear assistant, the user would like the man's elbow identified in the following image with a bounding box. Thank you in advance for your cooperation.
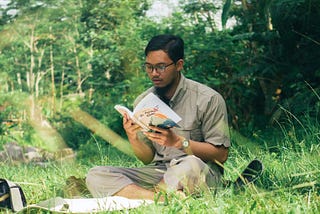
[214,146,229,164]
[220,149,229,164]
[138,155,154,165]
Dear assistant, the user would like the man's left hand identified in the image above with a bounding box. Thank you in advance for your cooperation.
[143,126,182,148]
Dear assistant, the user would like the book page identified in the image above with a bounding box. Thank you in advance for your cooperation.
[133,93,181,123]
[114,105,134,118]
[114,93,181,131]
[114,105,149,130]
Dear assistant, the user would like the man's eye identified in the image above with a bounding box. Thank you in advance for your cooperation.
[155,64,166,69]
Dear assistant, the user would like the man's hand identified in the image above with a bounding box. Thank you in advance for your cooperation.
[143,125,182,148]
[122,113,141,142]
[122,113,155,164]
[144,125,228,164]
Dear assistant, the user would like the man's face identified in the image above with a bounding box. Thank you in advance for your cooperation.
[145,50,182,88]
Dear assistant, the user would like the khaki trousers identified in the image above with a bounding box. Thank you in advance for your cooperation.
[86,155,222,197]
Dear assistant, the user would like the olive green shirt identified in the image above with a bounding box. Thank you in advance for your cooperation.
[134,74,230,163]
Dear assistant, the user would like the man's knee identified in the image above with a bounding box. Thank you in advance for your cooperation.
[85,166,133,197]
[163,155,207,191]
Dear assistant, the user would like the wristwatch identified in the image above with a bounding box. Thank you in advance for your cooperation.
[181,138,190,149]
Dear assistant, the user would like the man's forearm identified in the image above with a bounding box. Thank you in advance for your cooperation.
[188,140,229,164]
[129,137,155,164]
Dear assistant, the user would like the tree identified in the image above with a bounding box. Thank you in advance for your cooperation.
[219,0,320,131]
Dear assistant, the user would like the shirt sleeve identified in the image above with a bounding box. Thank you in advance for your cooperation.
[201,93,231,147]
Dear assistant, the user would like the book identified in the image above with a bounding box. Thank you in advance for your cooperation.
[114,93,181,131]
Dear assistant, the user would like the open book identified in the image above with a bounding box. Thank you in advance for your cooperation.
[114,93,181,131]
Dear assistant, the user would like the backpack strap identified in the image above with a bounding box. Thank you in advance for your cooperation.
[0,191,10,202]
[0,179,27,212]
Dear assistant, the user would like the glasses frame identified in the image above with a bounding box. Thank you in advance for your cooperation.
[143,62,175,74]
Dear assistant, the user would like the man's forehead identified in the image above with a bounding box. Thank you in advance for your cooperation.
[146,50,171,62]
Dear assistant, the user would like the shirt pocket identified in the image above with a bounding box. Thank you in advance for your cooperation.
[175,121,203,142]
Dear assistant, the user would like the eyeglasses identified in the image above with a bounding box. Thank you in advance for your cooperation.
[142,62,175,74]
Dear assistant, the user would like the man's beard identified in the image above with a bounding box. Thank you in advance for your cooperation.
[155,83,172,105]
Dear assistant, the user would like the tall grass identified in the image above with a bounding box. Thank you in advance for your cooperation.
[1,104,319,213]
[2,130,319,213]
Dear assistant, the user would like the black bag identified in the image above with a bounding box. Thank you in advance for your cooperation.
[234,159,264,187]
[0,179,27,212]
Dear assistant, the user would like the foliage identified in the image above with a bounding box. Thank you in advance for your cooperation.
[0,0,319,149]
[0,92,28,143]
[222,0,320,133]
[0,1,319,212]
[50,113,91,150]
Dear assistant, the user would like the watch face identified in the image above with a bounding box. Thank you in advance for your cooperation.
[183,140,189,148]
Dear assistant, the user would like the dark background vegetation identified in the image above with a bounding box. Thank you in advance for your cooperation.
[0,0,319,152]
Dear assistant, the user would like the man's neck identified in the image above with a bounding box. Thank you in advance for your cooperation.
[155,73,181,104]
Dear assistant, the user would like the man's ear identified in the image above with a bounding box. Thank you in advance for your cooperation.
[176,59,184,71]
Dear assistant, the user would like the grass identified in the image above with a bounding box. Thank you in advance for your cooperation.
[1,116,319,213]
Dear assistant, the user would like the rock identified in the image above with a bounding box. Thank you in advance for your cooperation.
[24,146,39,153]
[24,151,42,162]
[0,142,76,166]
[53,148,76,162]
[0,150,8,162]
[3,142,25,162]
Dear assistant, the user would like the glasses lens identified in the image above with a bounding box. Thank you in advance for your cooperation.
[154,65,166,72]
[143,63,152,72]
[143,63,171,73]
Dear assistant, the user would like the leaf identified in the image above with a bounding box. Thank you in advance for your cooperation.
[221,0,232,29]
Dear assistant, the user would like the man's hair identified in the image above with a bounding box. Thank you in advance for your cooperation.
[145,34,184,63]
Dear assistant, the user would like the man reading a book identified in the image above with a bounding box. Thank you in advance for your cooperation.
[86,34,230,200]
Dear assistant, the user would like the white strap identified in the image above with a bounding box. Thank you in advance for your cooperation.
[3,180,25,212]
[10,186,24,212]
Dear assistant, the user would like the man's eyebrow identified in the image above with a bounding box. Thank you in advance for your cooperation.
[145,62,166,65]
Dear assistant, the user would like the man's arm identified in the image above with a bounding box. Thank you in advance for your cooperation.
[143,127,228,164]
[179,138,229,164]
[123,114,155,164]
[189,93,230,163]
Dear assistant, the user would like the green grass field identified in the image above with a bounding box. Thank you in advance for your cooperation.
[1,126,319,213]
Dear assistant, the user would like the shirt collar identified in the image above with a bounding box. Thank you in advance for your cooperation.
[169,73,187,107]
[150,73,187,107]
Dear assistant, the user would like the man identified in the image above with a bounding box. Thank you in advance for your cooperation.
[86,34,230,200]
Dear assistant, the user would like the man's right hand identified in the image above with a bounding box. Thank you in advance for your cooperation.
[122,113,154,164]
[122,113,140,140]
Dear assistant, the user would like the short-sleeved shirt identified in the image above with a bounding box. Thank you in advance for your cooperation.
[134,74,230,164]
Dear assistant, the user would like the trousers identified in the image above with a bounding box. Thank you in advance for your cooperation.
[86,155,222,197]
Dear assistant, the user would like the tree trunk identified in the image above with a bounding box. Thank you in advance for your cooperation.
[59,67,65,111]
[50,42,56,115]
